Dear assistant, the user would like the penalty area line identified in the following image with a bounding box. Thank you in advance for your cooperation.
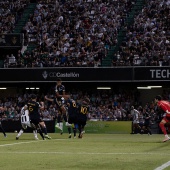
[154,161,170,170]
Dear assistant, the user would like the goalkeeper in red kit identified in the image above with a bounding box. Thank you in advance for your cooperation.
[155,95,170,142]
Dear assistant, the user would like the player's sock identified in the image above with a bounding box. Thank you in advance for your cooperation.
[38,128,45,140]
[63,114,67,122]
[33,130,38,139]
[42,125,48,135]
[78,125,82,138]
[68,127,71,135]
[57,114,61,123]
[165,134,169,138]
[81,127,85,134]
[42,125,52,139]
[56,114,62,129]
[36,124,45,140]
[147,128,152,135]
[59,122,63,132]
[159,123,167,135]
[0,125,6,137]
[73,127,76,137]
[55,123,60,129]
[17,129,24,137]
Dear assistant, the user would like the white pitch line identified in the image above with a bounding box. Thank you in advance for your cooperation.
[0,141,38,147]
[154,161,170,170]
[0,152,170,156]
[0,139,67,147]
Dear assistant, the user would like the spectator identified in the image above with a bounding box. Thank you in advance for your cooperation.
[112,0,170,67]
[16,0,135,67]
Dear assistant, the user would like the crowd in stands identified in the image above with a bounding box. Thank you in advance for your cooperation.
[0,0,29,34]
[22,0,135,67]
[3,0,135,67]
[0,87,161,125]
[112,0,170,66]
[1,0,170,67]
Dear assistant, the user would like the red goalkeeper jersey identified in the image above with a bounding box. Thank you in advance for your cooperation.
[158,100,170,118]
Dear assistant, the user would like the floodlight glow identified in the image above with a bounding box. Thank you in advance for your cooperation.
[147,86,162,88]
[97,87,111,90]
[137,87,151,89]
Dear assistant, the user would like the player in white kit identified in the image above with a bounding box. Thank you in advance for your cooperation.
[16,107,38,140]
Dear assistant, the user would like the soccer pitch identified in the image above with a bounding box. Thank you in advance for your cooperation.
[0,133,170,170]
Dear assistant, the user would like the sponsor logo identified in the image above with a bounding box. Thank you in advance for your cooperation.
[0,35,6,44]
[11,36,17,44]
[150,69,170,79]
[42,71,79,79]
[42,71,48,79]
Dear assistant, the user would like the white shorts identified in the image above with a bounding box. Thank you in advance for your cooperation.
[21,122,31,129]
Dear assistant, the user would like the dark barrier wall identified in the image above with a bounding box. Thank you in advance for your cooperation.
[0,66,170,82]
[55,121,132,134]
[0,120,159,134]
[0,120,55,133]
[0,67,132,82]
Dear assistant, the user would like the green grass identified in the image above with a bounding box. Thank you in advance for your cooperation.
[0,133,170,170]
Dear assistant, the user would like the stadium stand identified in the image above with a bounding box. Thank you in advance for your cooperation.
[0,0,29,34]
[1,0,137,67]
[0,0,169,68]
[111,0,170,66]
[103,0,146,66]
[20,0,136,67]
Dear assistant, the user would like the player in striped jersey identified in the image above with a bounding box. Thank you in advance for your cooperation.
[16,106,38,140]
[130,106,141,134]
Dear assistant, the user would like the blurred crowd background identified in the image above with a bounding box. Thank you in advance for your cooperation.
[1,0,169,68]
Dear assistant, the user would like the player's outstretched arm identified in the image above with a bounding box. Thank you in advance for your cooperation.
[62,95,70,100]
[44,96,54,102]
